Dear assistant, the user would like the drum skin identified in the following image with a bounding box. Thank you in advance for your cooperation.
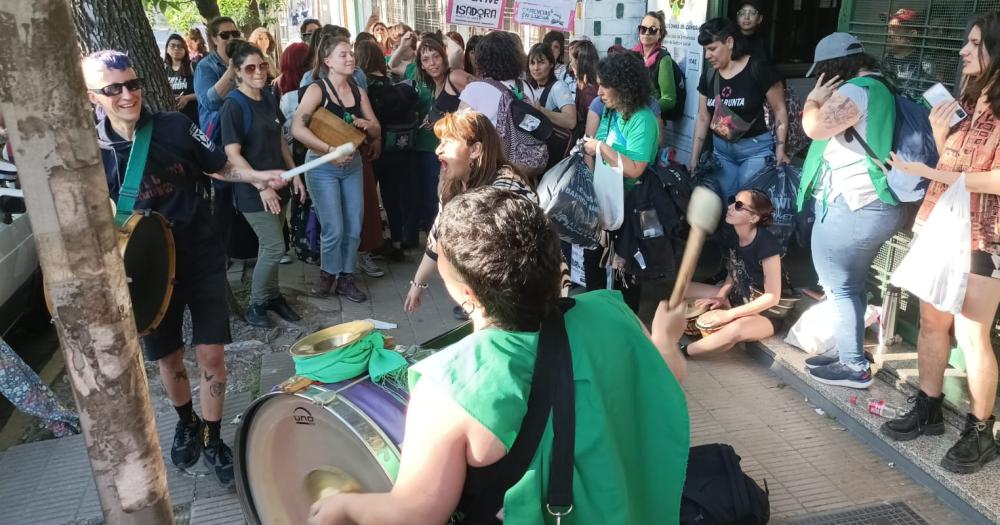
[696,310,727,338]
[684,301,709,338]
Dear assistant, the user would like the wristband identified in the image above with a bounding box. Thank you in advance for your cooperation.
[410,280,428,289]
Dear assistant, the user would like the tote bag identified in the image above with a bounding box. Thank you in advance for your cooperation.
[594,139,625,231]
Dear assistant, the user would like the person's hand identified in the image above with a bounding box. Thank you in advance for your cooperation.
[291,175,307,203]
[776,151,791,166]
[401,31,418,50]
[582,136,599,157]
[259,188,281,214]
[887,151,935,178]
[805,73,843,105]
[695,297,729,310]
[176,95,190,110]
[254,169,288,190]
[929,100,960,145]
[308,494,350,525]
[404,285,423,313]
[709,309,736,326]
[686,161,698,176]
[365,140,382,161]
[353,117,374,131]
[651,300,686,346]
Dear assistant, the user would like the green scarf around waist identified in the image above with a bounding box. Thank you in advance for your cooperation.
[293,332,408,383]
[797,75,898,212]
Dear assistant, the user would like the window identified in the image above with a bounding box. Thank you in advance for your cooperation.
[414,0,443,33]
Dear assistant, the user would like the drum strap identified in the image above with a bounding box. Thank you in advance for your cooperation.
[454,298,576,524]
[115,122,153,228]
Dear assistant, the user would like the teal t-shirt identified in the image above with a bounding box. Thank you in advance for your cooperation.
[595,107,659,190]
[409,290,690,524]
[404,62,439,152]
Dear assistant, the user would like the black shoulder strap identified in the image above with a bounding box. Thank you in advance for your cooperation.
[540,79,555,108]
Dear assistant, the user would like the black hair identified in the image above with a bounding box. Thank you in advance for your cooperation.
[436,187,562,332]
[300,18,320,34]
[474,31,524,81]
[356,32,376,44]
[698,17,749,59]
[571,40,599,88]
[229,41,264,79]
[597,52,651,118]
[542,31,566,63]
[163,33,193,77]
[355,40,387,76]
[208,16,237,41]
[416,35,450,87]
[465,35,483,74]
[526,43,556,87]
[331,25,351,39]
[811,52,881,82]
[962,11,1000,117]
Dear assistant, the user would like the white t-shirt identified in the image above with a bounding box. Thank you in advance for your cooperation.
[459,80,538,124]
[527,81,575,112]
[820,83,878,211]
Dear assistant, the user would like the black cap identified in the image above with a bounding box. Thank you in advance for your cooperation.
[737,0,763,10]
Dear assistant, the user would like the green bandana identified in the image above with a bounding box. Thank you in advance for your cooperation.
[293,332,409,384]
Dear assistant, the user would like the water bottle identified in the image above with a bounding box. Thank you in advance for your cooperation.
[849,395,904,418]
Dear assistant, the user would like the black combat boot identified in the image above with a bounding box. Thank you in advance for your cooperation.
[941,414,997,474]
[880,390,944,441]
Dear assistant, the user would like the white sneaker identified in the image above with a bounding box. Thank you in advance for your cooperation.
[358,253,385,278]
[279,254,293,264]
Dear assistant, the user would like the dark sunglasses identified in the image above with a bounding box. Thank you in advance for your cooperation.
[728,195,757,214]
[218,30,242,40]
[242,62,270,75]
[638,24,661,35]
[301,32,314,40]
[89,78,144,97]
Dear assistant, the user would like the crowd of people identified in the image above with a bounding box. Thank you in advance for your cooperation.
[44,1,999,521]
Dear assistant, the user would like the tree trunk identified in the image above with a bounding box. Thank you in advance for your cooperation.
[70,0,175,113]
[0,1,174,524]
[243,0,263,34]
[195,0,222,21]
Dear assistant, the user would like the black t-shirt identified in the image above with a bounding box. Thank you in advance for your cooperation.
[744,32,771,61]
[698,56,780,138]
[220,91,289,213]
[723,226,782,305]
[165,65,200,125]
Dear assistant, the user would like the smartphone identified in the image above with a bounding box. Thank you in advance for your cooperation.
[921,83,968,127]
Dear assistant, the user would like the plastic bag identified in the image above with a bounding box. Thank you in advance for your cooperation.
[785,302,880,354]
[594,142,625,231]
[890,175,971,314]
[537,152,600,248]
[744,162,802,252]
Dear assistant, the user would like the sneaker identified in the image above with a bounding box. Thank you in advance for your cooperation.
[881,391,945,441]
[358,253,385,278]
[202,439,235,488]
[266,295,302,322]
[807,362,873,389]
[805,349,838,369]
[245,303,272,328]
[279,254,293,264]
[336,274,368,303]
[171,416,203,469]
[941,414,998,474]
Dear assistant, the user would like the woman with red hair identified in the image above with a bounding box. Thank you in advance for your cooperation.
[275,42,310,97]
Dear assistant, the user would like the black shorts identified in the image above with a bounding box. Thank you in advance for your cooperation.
[142,217,231,361]
[971,250,1000,279]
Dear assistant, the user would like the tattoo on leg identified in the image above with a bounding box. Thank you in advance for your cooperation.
[210,381,225,398]
[173,370,188,383]
[203,370,215,382]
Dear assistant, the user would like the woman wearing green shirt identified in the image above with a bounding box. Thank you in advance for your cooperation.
[582,52,660,313]
[310,187,689,525]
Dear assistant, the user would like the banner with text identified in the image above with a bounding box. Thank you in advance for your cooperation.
[447,0,507,29]
[512,0,576,31]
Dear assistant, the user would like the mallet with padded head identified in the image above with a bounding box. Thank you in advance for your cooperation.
[668,186,723,309]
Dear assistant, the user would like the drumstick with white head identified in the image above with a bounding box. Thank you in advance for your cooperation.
[280,143,356,180]
[668,186,723,309]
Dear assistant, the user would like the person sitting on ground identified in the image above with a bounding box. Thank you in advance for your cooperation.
[882,11,1000,475]
[404,109,536,318]
[683,189,782,357]
[83,49,286,487]
[309,186,690,525]
[220,42,307,328]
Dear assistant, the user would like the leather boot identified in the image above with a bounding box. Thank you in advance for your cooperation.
[266,295,302,322]
[311,270,336,297]
[941,413,998,474]
[881,390,945,441]
[245,303,272,328]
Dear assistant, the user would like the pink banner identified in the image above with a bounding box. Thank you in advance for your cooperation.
[446,0,506,29]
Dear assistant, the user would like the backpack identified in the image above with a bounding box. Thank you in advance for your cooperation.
[652,161,694,241]
[490,79,553,141]
[845,76,935,203]
[367,76,420,151]
[614,166,681,280]
[538,80,574,168]
[486,79,549,172]
[290,197,321,264]
[681,444,770,525]
[649,50,687,122]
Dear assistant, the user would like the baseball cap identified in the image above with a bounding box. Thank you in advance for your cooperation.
[806,32,865,77]
[737,0,763,11]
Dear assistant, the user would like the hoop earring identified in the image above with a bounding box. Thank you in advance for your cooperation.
[461,300,477,315]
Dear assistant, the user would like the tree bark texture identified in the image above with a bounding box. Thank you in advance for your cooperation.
[0,1,174,524]
[70,0,175,113]
[242,0,263,35]
[195,0,222,21]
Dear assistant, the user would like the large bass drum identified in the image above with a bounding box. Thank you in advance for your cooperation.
[234,322,473,525]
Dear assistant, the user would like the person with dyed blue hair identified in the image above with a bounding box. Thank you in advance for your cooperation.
[82,49,286,488]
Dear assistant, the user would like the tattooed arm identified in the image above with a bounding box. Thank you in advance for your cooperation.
[765,81,790,164]
[801,73,860,141]
[206,161,286,190]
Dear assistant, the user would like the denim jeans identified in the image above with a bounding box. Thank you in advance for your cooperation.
[811,196,904,370]
[244,203,287,305]
[305,152,364,275]
[713,131,775,201]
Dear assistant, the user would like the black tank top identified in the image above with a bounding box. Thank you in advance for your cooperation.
[434,76,461,114]
[317,77,363,120]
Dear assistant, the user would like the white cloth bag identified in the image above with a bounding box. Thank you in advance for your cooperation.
[890,175,971,315]
[593,143,625,231]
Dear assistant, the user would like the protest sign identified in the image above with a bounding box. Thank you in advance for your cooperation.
[447,0,506,29]
[513,0,576,31]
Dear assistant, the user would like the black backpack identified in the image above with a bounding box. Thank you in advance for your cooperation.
[681,444,770,525]
[367,76,419,127]
[650,50,687,122]
[614,167,682,280]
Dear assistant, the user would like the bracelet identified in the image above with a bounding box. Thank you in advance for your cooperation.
[410,280,428,289]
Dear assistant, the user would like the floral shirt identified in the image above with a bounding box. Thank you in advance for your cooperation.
[916,106,1000,255]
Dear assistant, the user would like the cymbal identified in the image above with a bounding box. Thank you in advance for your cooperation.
[290,320,375,358]
[305,466,361,502]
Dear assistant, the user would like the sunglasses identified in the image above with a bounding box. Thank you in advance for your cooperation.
[89,78,145,97]
[301,32,314,40]
[218,30,242,40]
[167,42,186,50]
[638,25,661,35]
[737,8,759,17]
[242,62,270,75]
[728,195,757,214]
